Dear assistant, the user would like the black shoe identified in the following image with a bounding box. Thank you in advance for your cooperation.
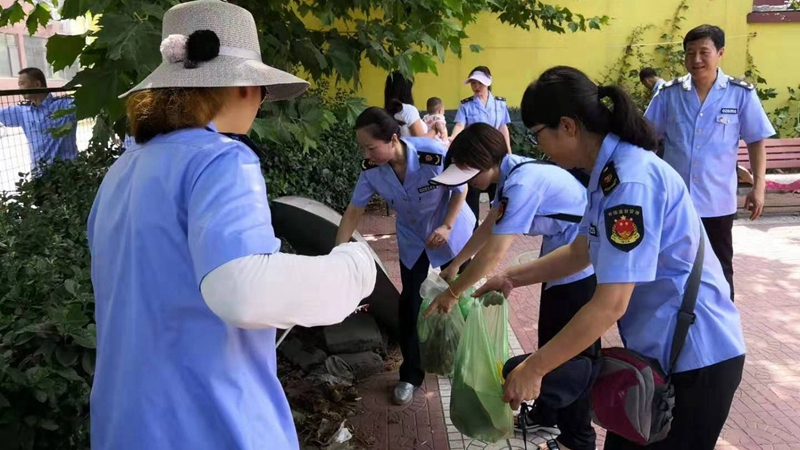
[514,402,559,434]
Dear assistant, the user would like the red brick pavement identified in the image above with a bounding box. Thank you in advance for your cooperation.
[353,205,800,450]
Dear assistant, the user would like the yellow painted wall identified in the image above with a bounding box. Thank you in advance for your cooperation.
[355,0,799,113]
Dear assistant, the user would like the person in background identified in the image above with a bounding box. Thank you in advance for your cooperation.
[644,24,775,302]
[639,68,666,97]
[0,67,78,168]
[478,65,745,450]
[423,96,449,145]
[384,71,445,139]
[87,2,377,449]
[336,107,475,406]
[450,66,512,229]
[425,123,599,450]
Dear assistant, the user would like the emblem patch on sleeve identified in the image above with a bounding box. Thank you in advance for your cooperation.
[418,151,442,165]
[604,204,644,252]
[496,197,509,224]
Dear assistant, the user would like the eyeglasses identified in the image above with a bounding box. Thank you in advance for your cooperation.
[528,126,546,146]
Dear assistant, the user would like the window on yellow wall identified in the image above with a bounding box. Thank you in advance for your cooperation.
[749,0,800,22]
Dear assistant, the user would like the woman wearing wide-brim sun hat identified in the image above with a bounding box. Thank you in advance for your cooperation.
[87,1,377,449]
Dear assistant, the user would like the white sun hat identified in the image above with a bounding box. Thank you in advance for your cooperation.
[429,164,480,186]
[464,70,492,87]
[119,0,309,102]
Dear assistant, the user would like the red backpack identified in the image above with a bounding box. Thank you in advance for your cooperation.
[590,233,704,444]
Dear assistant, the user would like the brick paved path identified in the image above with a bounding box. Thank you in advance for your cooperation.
[352,206,800,450]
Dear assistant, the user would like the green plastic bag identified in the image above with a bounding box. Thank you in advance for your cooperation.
[417,271,467,376]
[450,293,513,443]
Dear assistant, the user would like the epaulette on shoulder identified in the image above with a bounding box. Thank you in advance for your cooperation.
[728,76,755,90]
[599,161,620,196]
[360,159,379,171]
[418,151,443,166]
[661,78,682,90]
[17,100,32,106]
[495,96,506,102]
[461,97,472,104]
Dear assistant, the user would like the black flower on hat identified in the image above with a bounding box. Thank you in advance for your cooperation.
[184,30,221,69]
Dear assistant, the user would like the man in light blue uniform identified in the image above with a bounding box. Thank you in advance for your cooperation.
[639,68,666,98]
[0,67,77,168]
[644,24,775,301]
[336,115,475,405]
[426,124,597,450]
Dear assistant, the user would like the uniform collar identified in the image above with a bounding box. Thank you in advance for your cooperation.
[402,138,419,172]
[473,91,495,106]
[589,133,622,191]
[680,68,730,91]
[35,94,54,108]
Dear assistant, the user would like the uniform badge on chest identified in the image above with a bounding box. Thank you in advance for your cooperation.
[418,184,437,194]
[604,204,644,252]
[720,108,738,114]
[589,224,597,236]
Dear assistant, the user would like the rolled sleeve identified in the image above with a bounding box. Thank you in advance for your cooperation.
[594,183,663,285]
[188,143,281,285]
[739,88,776,144]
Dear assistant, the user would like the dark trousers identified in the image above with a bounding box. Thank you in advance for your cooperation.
[701,213,736,301]
[537,275,600,450]
[466,184,497,229]
[605,355,745,450]
[398,252,468,386]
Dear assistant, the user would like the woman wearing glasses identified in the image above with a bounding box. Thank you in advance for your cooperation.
[425,122,598,450]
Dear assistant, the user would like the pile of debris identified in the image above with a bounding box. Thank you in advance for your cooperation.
[278,313,393,449]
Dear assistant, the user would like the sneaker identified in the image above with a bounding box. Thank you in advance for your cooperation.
[392,382,415,406]
[515,402,559,434]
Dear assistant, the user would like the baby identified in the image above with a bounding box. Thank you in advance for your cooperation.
[422,97,449,145]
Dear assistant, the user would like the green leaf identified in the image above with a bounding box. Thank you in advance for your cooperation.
[81,352,94,376]
[55,346,78,367]
[70,328,95,349]
[26,3,51,36]
[589,18,601,30]
[0,393,9,408]
[61,0,95,20]
[469,44,483,53]
[64,279,78,296]
[34,390,47,403]
[0,3,25,27]
[47,34,86,73]
[40,419,59,431]
[568,22,578,33]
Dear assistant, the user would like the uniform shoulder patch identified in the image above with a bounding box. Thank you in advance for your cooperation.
[17,100,32,106]
[604,204,644,252]
[418,151,442,166]
[728,76,755,90]
[461,97,473,104]
[361,159,379,171]
[495,96,506,102]
[496,197,509,224]
[599,161,620,196]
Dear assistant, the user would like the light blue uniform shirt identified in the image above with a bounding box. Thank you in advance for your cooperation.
[644,69,775,217]
[652,78,666,94]
[0,94,78,165]
[490,154,594,288]
[454,91,511,129]
[88,124,297,450]
[582,133,745,373]
[351,137,475,269]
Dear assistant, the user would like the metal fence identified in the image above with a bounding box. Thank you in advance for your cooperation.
[0,87,94,194]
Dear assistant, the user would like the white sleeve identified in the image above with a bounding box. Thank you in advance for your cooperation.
[401,104,422,127]
[200,242,377,329]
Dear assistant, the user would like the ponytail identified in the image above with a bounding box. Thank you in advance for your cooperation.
[521,66,658,151]
[597,85,658,150]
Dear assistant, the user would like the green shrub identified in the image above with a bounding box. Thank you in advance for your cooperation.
[0,145,121,450]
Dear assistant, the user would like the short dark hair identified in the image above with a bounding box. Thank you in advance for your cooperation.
[638,68,658,82]
[18,67,46,87]
[447,123,507,171]
[521,66,657,151]
[426,97,442,113]
[683,24,725,50]
[355,106,401,142]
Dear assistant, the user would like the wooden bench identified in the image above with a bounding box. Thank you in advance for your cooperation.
[737,138,800,171]
[736,138,800,215]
